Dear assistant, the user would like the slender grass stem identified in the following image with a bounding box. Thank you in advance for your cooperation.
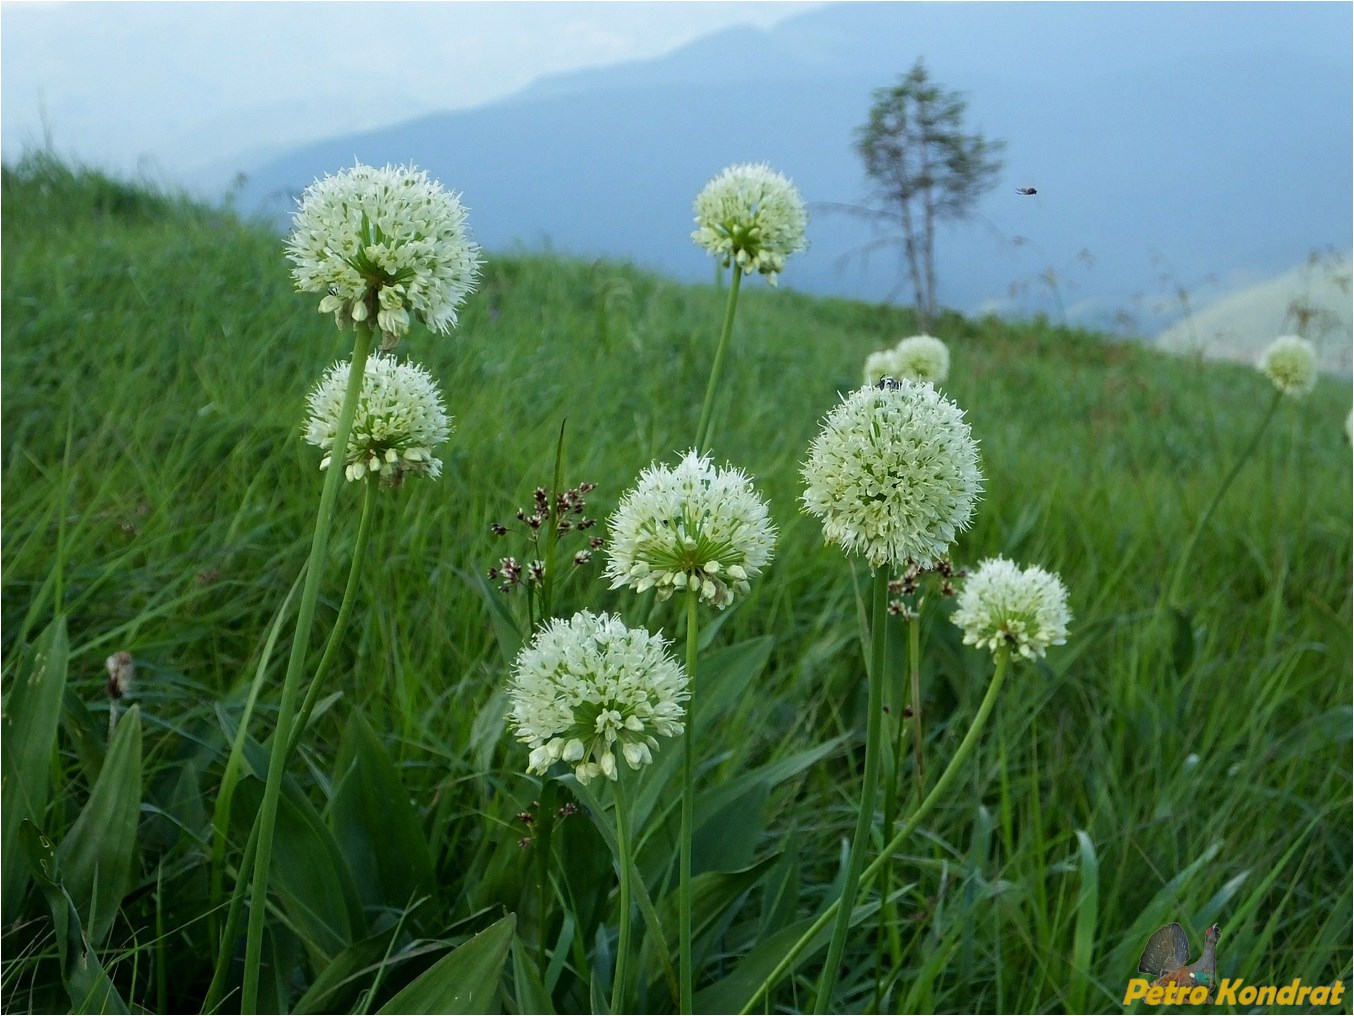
[286,472,379,758]
[742,652,1011,1016]
[1165,389,1282,609]
[908,610,924,801]
[241,321,375,1015]
[680,587,699,1014]
[813,567,889,1013]
[694,265,743,454]
[611,776,635,1016]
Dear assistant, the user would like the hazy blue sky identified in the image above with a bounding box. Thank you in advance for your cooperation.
[1,1,814,183]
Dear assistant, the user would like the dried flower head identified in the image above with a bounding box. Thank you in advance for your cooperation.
[801,380,983,568]
[105,651,135,699]
[951,557,1070,661]
[691,163,807,285]
[304,355,451,483]
[605,450,776,609]
[1257,334,1318,397]
[507,611,688,786]
[286,162,481,347]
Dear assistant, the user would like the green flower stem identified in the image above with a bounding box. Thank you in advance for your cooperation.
[813,566,890,1014]
[241,320,375,1015]
[1165,388,1282,609]
[611,776,636,1016]
[285,471,380,759]
[741,652,1011,1016]
[680,588,699,1014]
[908,611,924,801]
[694,264,743,454]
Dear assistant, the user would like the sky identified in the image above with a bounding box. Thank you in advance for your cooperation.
[1,0,815,186]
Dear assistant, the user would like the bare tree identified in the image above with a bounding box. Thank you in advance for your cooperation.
[853,60,1005,328]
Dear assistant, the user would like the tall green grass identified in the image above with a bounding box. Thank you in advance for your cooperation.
[2,154,1350,1013]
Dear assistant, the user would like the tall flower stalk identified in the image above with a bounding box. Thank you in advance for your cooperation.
[742,557,1069,1014]
[605,449,776,1012]
[691,162,806,453]
[800,378,982,1011]
[236,162,478,1014]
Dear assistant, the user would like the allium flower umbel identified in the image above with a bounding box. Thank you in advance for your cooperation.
[305,355,451,483]
[605,450,776,609]
[507,612,689,786]
[952,557,1071,661]
[286,162,481,347]
[692,163,807,285]
[1257,334,1318,398]
[864,335,950,385]
[801,380,983,569]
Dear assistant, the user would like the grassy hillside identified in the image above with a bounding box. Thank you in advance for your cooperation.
[2,155,1350,1014]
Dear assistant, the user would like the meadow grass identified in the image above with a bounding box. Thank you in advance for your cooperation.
[2,155,1350,1013]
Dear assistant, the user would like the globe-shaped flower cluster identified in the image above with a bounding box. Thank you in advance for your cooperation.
[801,380,983,569]
[864,334,950,386]
[286,162,482,346]
[951,557,1071,661]
[507,612,689,785]
[605,450,776,609]
[1257,334,1318,398]
[691,163,807,285]
[304,355,451,483]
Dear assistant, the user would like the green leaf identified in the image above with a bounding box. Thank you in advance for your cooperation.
[55,704,142,945]
[695,897,887,1014]
[692,782,768,874]
[641,855,781,991]
[510,932,556,1015]
[291,924,402,1015]
[375,913,516,1015]
[19,820,129,1014]
[233,774,366,965]
[461,567,523,666]
[1067,829,1100,1014]
[2,616,69,925]
[330,710,435,914]
[1170,606,1195,676]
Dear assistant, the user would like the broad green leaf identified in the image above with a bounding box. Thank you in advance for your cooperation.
[2,616,69,925]
[55,704,142,945]
[1067,829,1100,1014]
[20,820,129,1015]
[640,855,780,990]
[692,782,767,874]
[695,897,887,1014]
[291,924,401,1015]
[234,775,366,965]
[330,710,435,914]
[510,932,556,1015]
[461,567,524,666]
[632,637,772,835]
[376,913,516,1015]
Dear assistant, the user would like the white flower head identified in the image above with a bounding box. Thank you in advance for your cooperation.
[692,162,807,285]
[952,557,1071,661]
[801,379,983,569]
[286,162,482,347]
[507,611,689,786]
[863,335,950,386]
[1257,334,1317,398]
[605,450,776,610]
[304,354,451,483]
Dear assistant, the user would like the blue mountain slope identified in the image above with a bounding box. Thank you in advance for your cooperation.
[235,2,1351,333]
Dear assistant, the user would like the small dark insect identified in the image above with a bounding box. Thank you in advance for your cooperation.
[1016,187,1038,196]
[876,376,902,390]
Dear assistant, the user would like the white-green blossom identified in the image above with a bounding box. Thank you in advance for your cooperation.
[304,355,451,483]
[863,334,950,386]
[507,612,689,786]
[1257,334,1317,397]
[951,557,1070,661]
[692,163,807,285]
[286,162,481,346]
[801,380,983,569]
[605,450,776,609]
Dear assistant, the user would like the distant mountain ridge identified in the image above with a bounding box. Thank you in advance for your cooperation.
[232,1,1352,336]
